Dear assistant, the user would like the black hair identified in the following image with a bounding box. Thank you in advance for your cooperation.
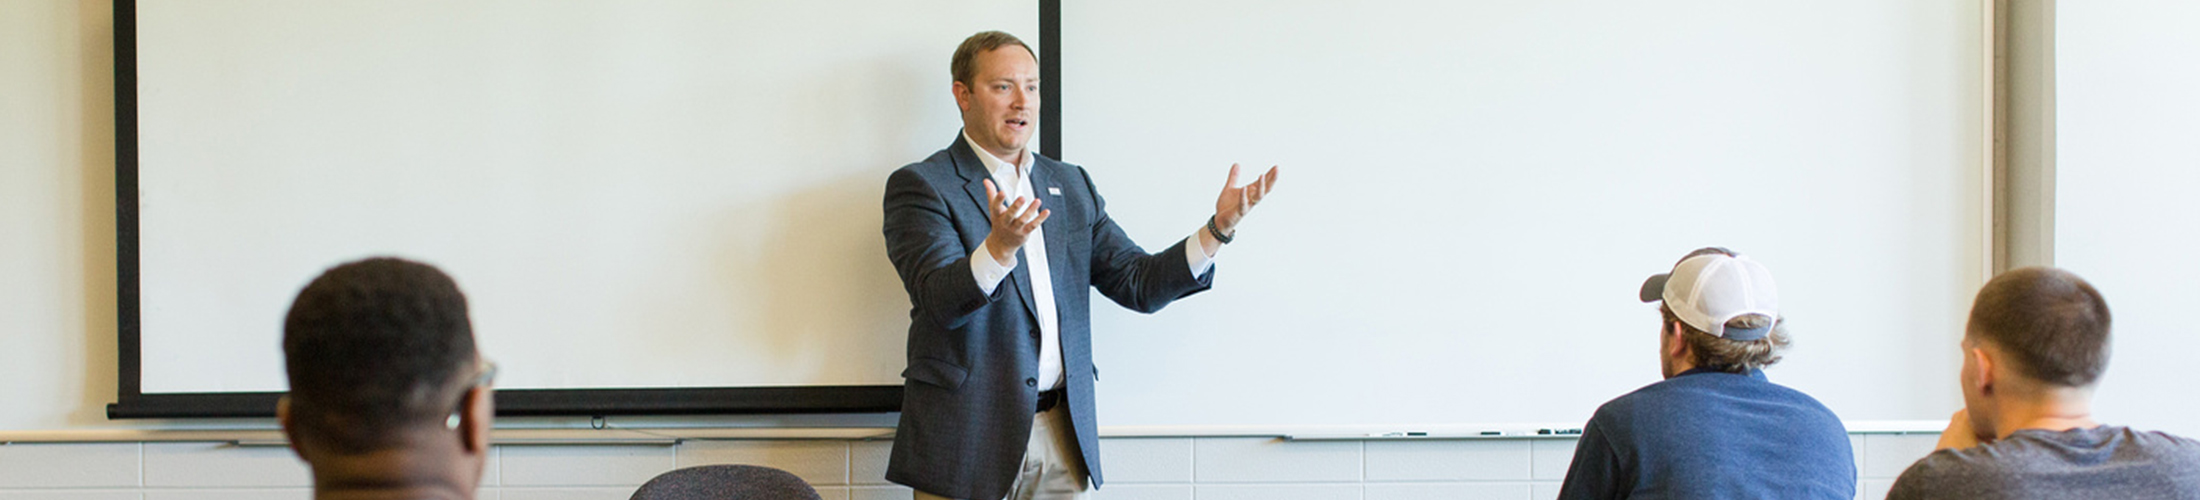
[283,257,477,453]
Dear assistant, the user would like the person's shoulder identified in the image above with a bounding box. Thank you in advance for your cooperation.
[1900,446,1994,477]
[1034,155,1090,181]
[1887,447,1993,500]
[1758,379,1845,420]
[1594,380,1662,412]
[2116,427,2200,462]
[1586,378,1686,426]
[896,146,961,175]
[1888,445,2014,497]
[888,147,965,191]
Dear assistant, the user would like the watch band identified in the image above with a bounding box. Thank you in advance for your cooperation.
[1206,216,1234,244]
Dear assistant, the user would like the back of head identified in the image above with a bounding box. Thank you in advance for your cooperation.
[283,257,478,454]
[1662,307,1791,373]
[1967,266,2113,388]
[1644,247,1792,373]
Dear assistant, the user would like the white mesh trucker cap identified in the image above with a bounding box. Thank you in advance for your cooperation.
[1638,248,1780,341]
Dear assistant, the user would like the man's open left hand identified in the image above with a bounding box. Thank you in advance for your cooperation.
[1212,163,1280,235]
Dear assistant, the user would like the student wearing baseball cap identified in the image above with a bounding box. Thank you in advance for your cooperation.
[1556,247,1857,500]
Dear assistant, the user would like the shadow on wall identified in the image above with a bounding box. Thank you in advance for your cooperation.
[702,57,941,384]
[709,176,912,385]
[74,0,120,426]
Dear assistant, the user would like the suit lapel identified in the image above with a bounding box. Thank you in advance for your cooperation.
[1030,159,1076,303]
[951,135,1041,324]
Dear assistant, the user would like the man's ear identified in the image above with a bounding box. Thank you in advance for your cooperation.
[1968,344,1997,397]
[951,80,972,113]
[457,385,494,454]
[276,396,307,461]
[1665,321,1690,359]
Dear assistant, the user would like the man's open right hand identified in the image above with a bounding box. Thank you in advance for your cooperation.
[982,179,1050,265]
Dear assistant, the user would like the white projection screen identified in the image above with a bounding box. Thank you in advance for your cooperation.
[122,0,1038,416]
[121,0,1988,428]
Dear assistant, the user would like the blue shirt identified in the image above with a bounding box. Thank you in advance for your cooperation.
[1557,367,1856,500]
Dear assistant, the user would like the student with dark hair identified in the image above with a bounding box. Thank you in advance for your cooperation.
[1888,267,2200,499]
[278,257,496,500]
[1557,247,1856,500]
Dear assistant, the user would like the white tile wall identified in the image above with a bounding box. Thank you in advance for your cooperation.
[141,443,309,488]
[1528,439,1576,481]
[849,485,913,500]
[1364,439,1532,481]
[677,440,849,486]
[1860,434,1943,479]
[1195,484,1361,500]
[1193,438,1361,483]
[499,445,673,487]
[1089,484,1192,500]
[1364,482,1534,500]
[0,433,1940,500]
[141,490,309,500]
[849,440,896,485]
[0,492,143,500]
[0,443,139,488]
[1098,438,1194,483]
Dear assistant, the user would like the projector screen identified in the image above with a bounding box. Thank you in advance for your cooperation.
[121,0,1988,427]
[126,0,1038,404]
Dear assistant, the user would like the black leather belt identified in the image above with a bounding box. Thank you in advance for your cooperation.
[1035,388,1064,413]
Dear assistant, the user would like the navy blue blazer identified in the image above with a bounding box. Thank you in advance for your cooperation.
[880,135,1213,499]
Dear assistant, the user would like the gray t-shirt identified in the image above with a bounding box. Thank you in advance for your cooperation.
[1888,425,2200,500]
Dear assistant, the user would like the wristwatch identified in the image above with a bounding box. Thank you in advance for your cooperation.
[1206,216,1234,244]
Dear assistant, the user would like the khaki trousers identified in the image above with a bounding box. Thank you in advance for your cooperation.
[913,405,1090,500]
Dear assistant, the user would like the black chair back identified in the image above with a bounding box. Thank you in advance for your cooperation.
[629,464,822,500]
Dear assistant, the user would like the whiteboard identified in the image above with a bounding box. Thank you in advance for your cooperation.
[2056,0,2200,438]
[134,0,1987,428]
[1069,0,1986,427]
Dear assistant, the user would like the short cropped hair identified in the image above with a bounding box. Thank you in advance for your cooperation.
[951,30,1035,87]
[1662,306,1792,373]
[1967,267,2113,387]
[283,257,478,453]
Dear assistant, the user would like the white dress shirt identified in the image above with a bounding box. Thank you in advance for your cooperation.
[964,132,1216,390]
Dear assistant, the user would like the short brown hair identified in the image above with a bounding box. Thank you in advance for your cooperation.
[1967,267,2112,387]
[951,31,1035,87]
[1662,306,1791,373]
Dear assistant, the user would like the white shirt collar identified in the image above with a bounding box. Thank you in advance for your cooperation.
[962,129,1033,181]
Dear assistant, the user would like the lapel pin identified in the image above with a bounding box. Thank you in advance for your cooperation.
[1047,187,1062,196]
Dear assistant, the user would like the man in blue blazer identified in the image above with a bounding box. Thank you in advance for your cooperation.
[881,31,1279,500]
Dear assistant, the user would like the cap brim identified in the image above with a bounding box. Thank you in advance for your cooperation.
[1639,273,1670,303]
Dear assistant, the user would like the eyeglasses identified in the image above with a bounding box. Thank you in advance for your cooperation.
[470,360,500,389]
[447,360,498,429]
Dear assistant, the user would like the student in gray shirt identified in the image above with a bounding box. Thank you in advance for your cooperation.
[1888,267,2200,500]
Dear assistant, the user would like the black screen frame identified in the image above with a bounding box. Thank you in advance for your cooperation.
[106,0,1064,419]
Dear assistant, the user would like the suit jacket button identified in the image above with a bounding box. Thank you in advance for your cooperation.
[1025,378,1037,388]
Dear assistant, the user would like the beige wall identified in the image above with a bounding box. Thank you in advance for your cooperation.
[0,0,117,430]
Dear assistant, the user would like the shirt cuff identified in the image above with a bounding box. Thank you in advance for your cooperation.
[1185,233,1216,277]
[972,245,1016,295]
